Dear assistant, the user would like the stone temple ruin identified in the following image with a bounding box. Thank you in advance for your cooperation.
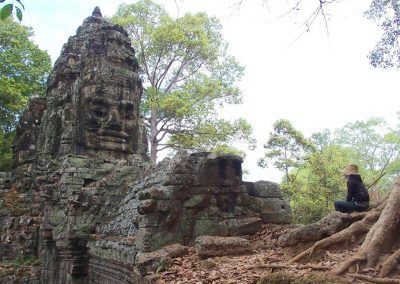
[0,8,291,283]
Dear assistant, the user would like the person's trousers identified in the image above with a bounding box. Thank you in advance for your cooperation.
[334,200,367,213]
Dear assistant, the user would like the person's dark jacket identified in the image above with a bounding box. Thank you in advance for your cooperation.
[346,175,369,203]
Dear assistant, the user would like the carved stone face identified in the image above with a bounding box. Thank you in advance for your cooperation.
[78,84,138,154]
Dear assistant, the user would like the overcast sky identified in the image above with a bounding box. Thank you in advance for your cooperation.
[21,0,399,182]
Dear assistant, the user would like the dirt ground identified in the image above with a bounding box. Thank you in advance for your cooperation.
[151,224,400,284]
[2,224,399,283]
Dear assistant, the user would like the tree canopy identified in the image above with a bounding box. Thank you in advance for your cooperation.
[0,19,51,170]
[259,117,400,223]
[111,0,255,163]
[366,0,400,68]
[258,119,314,185]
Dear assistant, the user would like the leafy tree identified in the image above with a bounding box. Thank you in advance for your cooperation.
[111,0,254,163]
[277,128,354,223]
[0,131,14,171]
[258,119,314,197]
[334,117,400,187]
[292,144,353,223]
[285,118,400,223]
[0,19,51,169]
[365,0,400,68]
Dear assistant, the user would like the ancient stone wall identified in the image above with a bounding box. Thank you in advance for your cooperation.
[0,172,11,258]
[87,152,291,281]
[0,96,47,260]
[0,172,10,198]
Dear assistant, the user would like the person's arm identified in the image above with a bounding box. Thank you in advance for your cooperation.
[346,180,356,202]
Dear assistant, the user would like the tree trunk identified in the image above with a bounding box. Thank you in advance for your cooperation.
[334,176,400,274]
[288,176,400,278]
[150,110,158,164]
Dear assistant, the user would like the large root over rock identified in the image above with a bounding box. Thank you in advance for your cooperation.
[289,176,400,279]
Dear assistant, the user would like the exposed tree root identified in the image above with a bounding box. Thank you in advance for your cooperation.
[278,211,368,247]
[379,247,400,277]
[348,273,400,283]
[289,208,381,264]
[299,264,331,270]
[334,177,400,275]
[251,263,331,271]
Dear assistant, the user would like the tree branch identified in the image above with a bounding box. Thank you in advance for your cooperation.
[157,144,173,152]
[151,50,165,85]
[155,55,179,90]
[164,60,188,93]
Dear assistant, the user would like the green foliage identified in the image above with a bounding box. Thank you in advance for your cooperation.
[0,19,51,132]
[365,0,400,68]
[260,116,400,224]
[258,119,314,183]
[334,117,400,187]
[210,144,246,157]
[1,254,41,267]
[111,0,253,163]
[0,131,14,171]
[0,1,24,21]
[0,19,50,170]
[290,144,352,223]
[0,254,40,278]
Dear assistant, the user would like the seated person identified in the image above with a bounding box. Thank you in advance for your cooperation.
[334,164,369,213]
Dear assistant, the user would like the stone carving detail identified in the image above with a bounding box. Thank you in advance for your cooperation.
[0,7,291,284]
[12,97,47,170]
[37,6,142,160]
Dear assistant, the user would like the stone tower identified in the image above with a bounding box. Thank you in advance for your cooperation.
[37,7,143,160]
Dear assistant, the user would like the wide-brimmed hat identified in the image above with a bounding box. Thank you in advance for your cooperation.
[342,164,360,176]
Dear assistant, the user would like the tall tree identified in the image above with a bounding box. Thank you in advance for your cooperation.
[111,0,254,163]
[292,144,353,223]
[258,119,314,189]
[334,117,400,186]
[284,118,400,223]
[0,19,51,169]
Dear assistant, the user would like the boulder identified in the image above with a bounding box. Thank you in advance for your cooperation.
[136,243,189,275]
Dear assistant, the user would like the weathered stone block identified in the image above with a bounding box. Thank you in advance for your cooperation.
[156,199,170,212]
[253,180,282,198]
[162,174,200,186]
[193,220,230,237]
[260,198,290,212]
[139,199,156,213]
[138,186,173,200]
[184,194,208,209]
[64,156,89,168]
[138,214,160,228]
[260,198,291,224]
[195,235,251,258]
[240,194,262,213]
[136,243,188,275]
[188,186,213,195]
[261,212,292,224]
